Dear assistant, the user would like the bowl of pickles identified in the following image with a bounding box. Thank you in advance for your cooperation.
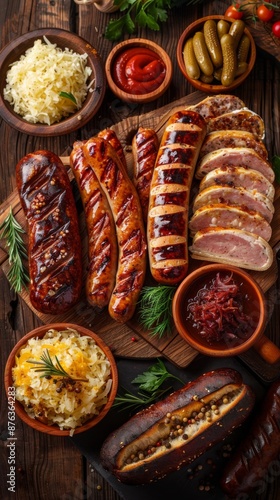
[176,15,256,93]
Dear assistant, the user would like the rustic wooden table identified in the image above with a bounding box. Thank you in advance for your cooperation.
[0,1,280,499]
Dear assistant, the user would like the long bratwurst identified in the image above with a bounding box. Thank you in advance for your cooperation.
[147,110,207,285]
[82,137,147,323]
[100,368,255,484]
[70,141,118,309]
[16,150,83,314]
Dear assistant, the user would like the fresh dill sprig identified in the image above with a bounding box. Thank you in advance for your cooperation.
[27,349,88,382]
[0,207,29,292]
[138,285,176,338]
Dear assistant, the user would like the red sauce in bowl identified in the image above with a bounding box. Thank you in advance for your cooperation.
[112,47,166,95]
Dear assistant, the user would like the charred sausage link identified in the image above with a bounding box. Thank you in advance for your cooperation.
[98,128,127,169]
[147,110,207,285]
[83,137,147,323]
[132,127,159,223]
[221,379,280,498]
[16,150,82,314]
[70,142,118,308]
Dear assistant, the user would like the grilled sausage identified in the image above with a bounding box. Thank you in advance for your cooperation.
[82,137,147,323]
[132,127,159,222]
[100,368,255,485]
[147,110,207,285]
[221,379,280,498]
[98,128,127,169]
[70,141,118,308]
[16,150,82,314]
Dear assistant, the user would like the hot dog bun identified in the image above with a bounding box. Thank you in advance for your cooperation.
[100,368,255,484]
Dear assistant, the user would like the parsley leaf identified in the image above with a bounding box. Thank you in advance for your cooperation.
[132,359,184,392]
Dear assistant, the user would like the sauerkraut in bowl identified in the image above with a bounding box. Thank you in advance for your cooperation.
[0,29,106,136]
[5,324,118,436]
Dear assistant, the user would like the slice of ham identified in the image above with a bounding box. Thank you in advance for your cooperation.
[189,227,273,271]
[195,147,275,182]
[199,166,275,201]
[199,131,268,161]
[207,109,265,140]
[189,203,272,241]
[192,185,275,223]
[187,95,245,120]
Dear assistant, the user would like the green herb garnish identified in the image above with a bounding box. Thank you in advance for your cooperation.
[138,285,176,338]
[105,0,204,41]
[0,207,29,292]
[59,91,77,105]
[27,349,88,382]
[113,359,184,411]
[132,358,184,391]
[272,155,280,184]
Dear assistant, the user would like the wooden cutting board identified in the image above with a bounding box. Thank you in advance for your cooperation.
[1,91,280,369]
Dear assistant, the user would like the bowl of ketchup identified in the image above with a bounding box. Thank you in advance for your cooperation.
[172,264,280,364]
[105,38,173,103]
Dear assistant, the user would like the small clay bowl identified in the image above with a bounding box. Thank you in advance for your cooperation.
[173,264,280,364]
[176,15,256,93]
[0,28,106,136]
[105,38,173,103]
[4,323,118,436]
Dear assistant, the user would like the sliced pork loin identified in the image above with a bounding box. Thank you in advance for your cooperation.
[192,185,275,223]
[199,131,268,161]
[195,147,275,183]
[189,204,272,241]
[207,109,265,140]
[199,166,275,201]
[187,95,245,120]
[189,227,273,271]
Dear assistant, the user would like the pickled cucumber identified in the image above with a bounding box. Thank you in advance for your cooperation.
[183,37,200,80]
[193,31,214,77]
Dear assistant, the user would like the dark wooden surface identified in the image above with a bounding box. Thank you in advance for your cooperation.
[0,1,280,499]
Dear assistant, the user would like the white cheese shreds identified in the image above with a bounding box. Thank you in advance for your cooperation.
[4,37,93,125]
[12,328,112,435]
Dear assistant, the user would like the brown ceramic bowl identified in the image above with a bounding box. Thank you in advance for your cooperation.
[0,29,106,136]
[172,264,280,364]
[176,15,256,93]
[4,323,118,436]
[105,38,173,103]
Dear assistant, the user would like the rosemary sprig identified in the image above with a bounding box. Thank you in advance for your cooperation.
[27,349,88,382]
[113,359,184,411]
[138,285,176,338]
[113,387,172,411]
[59,91,77,105]
[0,207,29,292]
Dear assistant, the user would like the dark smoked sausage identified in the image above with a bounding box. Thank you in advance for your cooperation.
[16,150,82,314]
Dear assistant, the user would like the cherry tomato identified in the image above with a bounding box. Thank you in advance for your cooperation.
[257,5,274,22]
[272,20,280,38]
[224,4,244,19]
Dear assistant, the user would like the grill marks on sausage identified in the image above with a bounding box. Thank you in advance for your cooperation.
[16,151,82,314]
[83,137,147,323]
[132,128,159,222]
[148,111,207,284]
[70,143,118,309]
